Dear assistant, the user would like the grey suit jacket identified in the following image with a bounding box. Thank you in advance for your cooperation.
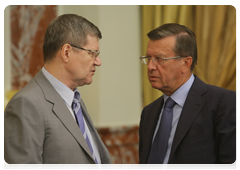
[4,70,111,164]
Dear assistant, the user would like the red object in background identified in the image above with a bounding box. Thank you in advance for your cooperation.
[10,5,57,90]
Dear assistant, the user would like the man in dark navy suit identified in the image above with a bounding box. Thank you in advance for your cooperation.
[139,23,236,164]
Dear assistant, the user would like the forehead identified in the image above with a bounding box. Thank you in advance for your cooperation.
[146,36,176,56]
[83,35,99,50]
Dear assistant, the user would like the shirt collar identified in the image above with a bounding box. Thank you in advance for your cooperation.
[42,67,76,107]
[164,74,195,107]
[73,88,81,102]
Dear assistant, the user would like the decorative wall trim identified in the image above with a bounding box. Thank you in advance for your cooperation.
[10,5,56,89]
[97,126,139,164]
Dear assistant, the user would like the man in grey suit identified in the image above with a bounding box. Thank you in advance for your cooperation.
[5,14,111,164]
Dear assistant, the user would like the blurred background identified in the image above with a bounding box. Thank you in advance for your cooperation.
[4,5,236,164]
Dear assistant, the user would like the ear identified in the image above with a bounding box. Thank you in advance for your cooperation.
[181,56,192,73]
[61,44,71,63]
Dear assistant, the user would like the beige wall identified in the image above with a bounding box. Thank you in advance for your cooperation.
[4,5,142,128]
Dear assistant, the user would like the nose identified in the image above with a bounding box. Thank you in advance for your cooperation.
[148,57,157,71]
[94,56,102,66]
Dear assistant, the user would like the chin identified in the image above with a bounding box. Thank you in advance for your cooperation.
[85,82,92,85]
[78,78,93,86]
[85,79,93,85]
[150,82,162,90]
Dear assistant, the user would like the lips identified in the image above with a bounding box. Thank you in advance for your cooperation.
[91,67,96,72]
[149,75,159,81]
[91,70,95,75]
[150,76,158,78]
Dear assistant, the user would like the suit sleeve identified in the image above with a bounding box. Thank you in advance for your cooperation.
[214,90,236,163]
[139,108,145,162]
[4,96,45,163]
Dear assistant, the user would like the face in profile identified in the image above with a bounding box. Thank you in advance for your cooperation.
[69,35,102,87]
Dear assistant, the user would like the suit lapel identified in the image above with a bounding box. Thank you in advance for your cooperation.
[140,97,164,163]
[34,70,94,161]
[80,99,111,163]
[52,101,93,160]
[80,99,95,134]
[147,97,164,144]
[80,99,100,151]
[169,75,207,162]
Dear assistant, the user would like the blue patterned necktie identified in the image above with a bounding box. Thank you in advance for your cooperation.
[147,97,176,164]
[72,91,98,164]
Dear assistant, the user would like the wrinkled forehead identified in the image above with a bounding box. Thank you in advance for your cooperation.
[146,36,176,57]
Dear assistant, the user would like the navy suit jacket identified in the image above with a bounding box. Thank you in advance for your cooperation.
[139,75,236,164]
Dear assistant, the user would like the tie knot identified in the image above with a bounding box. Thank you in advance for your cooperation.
[72,91,81,113]
[72,91,80,105]
[165,97,176,109]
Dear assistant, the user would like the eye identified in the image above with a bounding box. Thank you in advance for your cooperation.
[156,57,163,62]
[87,51,94,58]
[146,56,151,62]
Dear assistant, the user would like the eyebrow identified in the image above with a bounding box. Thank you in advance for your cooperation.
[145,53,166,58]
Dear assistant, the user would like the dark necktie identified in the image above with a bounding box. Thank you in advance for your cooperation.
[147,97,176,164]
[72,91,98,164]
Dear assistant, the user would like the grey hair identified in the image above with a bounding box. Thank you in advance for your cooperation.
[43,14,102,63]
[147,23,197,71]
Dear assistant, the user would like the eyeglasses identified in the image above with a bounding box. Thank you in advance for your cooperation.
[70,44,100,59]
[139,55,187,65]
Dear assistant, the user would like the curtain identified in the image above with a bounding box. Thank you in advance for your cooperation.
[193,5,236,90]
[141,5,236,107]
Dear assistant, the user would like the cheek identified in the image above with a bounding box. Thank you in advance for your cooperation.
[70,61,87,80]
[82,61,94,77]
[157,67,174,84]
